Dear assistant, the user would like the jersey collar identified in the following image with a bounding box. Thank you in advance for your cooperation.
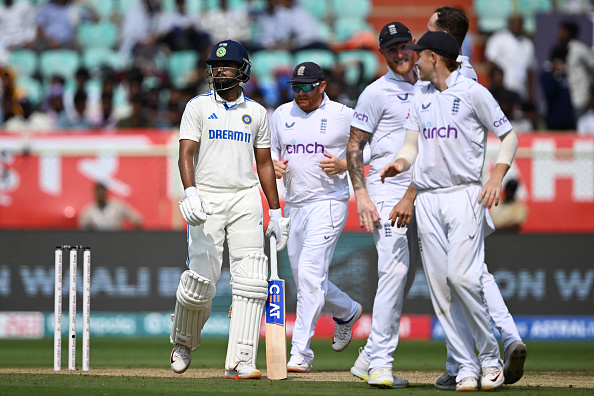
[385,67,406,82]
[293,92,329,114]
[212,88,246,110]
[445,69,463,89]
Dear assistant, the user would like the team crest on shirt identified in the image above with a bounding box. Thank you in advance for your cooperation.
[242,114,252,125]
[452,98,461,115]
[320,118,327,134]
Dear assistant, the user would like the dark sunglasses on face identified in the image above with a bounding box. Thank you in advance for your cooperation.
[291,82,321,93]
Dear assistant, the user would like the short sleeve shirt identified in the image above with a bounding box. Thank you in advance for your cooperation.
[270,94,353,204]
[179,89,270,190]
[404,70,512,190]
[351,69,420,201]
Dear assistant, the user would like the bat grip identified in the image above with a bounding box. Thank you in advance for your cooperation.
[269,234,279,279]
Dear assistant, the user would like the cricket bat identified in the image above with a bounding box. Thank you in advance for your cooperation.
[265,234,287,380]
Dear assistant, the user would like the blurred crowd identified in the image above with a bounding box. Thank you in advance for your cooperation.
[1,0,594,135]
[0,0,378,134]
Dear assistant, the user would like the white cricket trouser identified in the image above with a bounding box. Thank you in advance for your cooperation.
[186,185,264,283]
[416,184,500,380]
[285,199,358,364]
[358,199,411,370]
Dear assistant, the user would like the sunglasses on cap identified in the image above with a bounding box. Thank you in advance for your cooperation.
[291,82,320,93]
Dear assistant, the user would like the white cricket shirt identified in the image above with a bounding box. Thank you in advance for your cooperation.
[350,68,420,201]
[404,69,513,190]
[179,89,270,190]
[270,94,353,204]
[457,55,477,81]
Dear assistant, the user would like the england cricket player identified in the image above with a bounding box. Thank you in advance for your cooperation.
[382,31,519,391]
[426,7,527,389]
[270,62,362,373]
[346,22,422,389]
[170,39,290,380]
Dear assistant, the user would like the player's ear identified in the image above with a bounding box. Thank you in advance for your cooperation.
[411,37,417,44]
[319,80,327,93]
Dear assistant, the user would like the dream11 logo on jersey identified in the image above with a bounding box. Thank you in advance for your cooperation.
[422,122,458,139]
[285,139,326,154]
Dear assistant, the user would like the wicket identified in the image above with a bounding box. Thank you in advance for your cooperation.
[54,245,91,371]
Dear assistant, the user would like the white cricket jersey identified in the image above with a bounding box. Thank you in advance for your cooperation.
[270,94,353,204]
[350,68,421,200]
[179,89,270,190]
[404,69,513,190]
[457,55,478,81]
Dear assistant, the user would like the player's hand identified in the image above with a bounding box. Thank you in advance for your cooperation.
[266,208,290,251]
[355,192,380,233]
[380,162,405,183]
[273,159,288,179]
[319,153,346,175]
[179,187,214,226]
[389,196,414,228]
[479,177,503,209]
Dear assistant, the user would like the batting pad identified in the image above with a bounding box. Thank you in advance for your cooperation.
[225,253,268,370]
[170,270,217,351]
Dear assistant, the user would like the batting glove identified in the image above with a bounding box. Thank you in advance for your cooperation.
[179,187,214,227]
[265,208,290,251]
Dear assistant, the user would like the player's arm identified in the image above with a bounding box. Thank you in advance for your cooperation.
[389,183,418,228]
[479,130,518,209]
[255,147,281,210]
[178,139,213,226]
[179,139,197,189]
[381,128,419,181]
[347,126,379,233]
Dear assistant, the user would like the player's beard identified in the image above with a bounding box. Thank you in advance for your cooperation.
[393,58,415,76]
[211,75,239,91]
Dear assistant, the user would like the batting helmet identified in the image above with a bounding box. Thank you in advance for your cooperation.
[206,40,251,85]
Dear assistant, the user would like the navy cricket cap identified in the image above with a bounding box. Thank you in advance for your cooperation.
[405,31,459,60]
[379,22,413,48]
[287,62,325,84]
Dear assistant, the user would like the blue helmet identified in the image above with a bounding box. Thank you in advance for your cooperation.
[206,40,251,87]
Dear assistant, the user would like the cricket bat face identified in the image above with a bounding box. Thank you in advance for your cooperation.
[266,279,287,380]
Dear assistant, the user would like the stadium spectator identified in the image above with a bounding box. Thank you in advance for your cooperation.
[91,92,118,131]
[79,182,142,230]
[116,95,155,129]
[3,98,52,133]
[489,65,533,133]
[42,82,67,129]
[0,0,37,50]
[490,179,528,232]
[156,0,211,59]
[556,20,594,118]
[577,86,594,134]
[35,0,99,51]
[119,0,162,59]
[539,44,576,130]
[57,89,92,130]
[201,0,250,44]
[484,15,535,103]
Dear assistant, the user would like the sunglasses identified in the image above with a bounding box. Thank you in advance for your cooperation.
[291,82,320,93]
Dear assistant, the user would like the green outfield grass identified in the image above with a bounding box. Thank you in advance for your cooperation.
[1,338,593,395]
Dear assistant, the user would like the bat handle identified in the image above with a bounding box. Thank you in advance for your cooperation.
[269,234,279,279]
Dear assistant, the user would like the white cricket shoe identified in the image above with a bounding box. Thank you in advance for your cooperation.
[287,355,311,373]
[481,364,504,391]
[434,372,457,390]
[503,340,527,384]
[224,362,262,379]
[350,347,369,381]
[170,344,192,374]
[455,376,478,392]
[367,367,409,389]
[332,303,362,352]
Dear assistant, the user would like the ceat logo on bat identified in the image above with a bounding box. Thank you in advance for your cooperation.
[266,280,284,326]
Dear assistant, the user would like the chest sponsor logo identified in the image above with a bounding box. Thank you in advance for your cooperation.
[208,113,218,119]
[397,94,409,101]
[422,122,458,139]
[208,129,252,142]
[286,139,325,154]
[493,116,509,128]
[285,122,295,129]
[422,102,431,110]
[353,111,368,122]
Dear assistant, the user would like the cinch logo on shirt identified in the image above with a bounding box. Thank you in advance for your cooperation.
[286,141,325,154]
[422,125,458,139]
[354,111,368,122]
[493,116,509,128]
[208,129,252,142]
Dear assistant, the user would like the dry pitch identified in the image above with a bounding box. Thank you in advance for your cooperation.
[1,368,591,388]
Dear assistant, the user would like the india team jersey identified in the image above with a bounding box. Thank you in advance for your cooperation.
[270,94,353,204]
[350,69,421,201]
[179,89,270,190]
[404,69,513,190]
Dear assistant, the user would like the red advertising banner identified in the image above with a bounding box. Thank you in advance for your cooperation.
[1,132,593,232]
